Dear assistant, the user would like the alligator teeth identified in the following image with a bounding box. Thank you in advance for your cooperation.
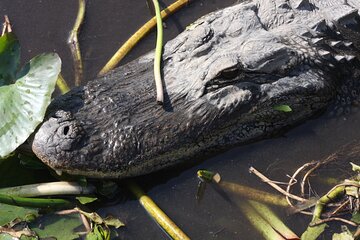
[318,50,331,59]
[55,170,63,176]
[334,55,346,62]
[330,41,341,47]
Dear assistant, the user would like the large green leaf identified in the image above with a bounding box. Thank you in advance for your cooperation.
[0,53,61,158]
[0,33,20,86]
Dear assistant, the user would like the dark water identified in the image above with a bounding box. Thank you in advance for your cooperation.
[1,0,360,239]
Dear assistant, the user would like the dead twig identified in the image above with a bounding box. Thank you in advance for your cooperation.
[310,217,358,227]
[286,162,316,206]
[330,199,350,216]
[301,162,322,196]
[2,15,12,36]
[249,167,307,203]
[79,212,92,232]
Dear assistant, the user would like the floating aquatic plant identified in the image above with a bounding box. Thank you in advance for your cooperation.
[0,31,61,158]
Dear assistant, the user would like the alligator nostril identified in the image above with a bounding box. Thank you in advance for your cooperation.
[63,126,70,135]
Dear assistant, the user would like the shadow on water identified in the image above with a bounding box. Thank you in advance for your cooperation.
[2,0,360,239]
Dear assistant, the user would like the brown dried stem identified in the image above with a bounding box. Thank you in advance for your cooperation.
[249,167,307,203]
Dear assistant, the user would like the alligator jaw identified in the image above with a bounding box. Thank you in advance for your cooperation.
[32,0,360,178]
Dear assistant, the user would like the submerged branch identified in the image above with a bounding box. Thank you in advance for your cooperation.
[249,167,307,203]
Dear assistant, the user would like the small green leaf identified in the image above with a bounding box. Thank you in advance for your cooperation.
[351,211,360,224]
[0,33,20,86]
[273,105,292,112]
[76,209,103,224]
[86,224,110,240]
[76,196,98,205]
[345,186,359,198]
[77,208,124,229]
[332,226,354,240]
[197,170,219,183]
[0,53,61,158]
[350,162,360,173]
[103,216,125,229]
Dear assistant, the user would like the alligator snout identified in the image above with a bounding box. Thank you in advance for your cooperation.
[32,0,360,178]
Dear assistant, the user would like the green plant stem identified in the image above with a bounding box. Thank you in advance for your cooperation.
[0,194,73,209]
[98,0,191,76]
[152,0,164,104]
[56,74,70,94]
[0,182,96,197]
[68,0,85,86]
[126,181,190,240]
[312,185,345,221]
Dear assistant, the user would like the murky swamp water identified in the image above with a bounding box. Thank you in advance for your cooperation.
[1,0,360,239]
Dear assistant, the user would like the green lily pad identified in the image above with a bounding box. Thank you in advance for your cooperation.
[0,53,61,158]
[0,203,38,226]
[0,33,20,86]
[29,213,82,240]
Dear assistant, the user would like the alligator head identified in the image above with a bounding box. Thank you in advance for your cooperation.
[32,0,360,178]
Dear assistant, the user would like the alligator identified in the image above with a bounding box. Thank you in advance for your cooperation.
[32,0,360,178]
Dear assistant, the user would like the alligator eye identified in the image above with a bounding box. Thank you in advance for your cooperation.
[58,124,73,137]
[219,68,240,79]
[63,126,70,135]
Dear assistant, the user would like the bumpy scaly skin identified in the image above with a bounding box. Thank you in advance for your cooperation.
[32,0,360,178]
